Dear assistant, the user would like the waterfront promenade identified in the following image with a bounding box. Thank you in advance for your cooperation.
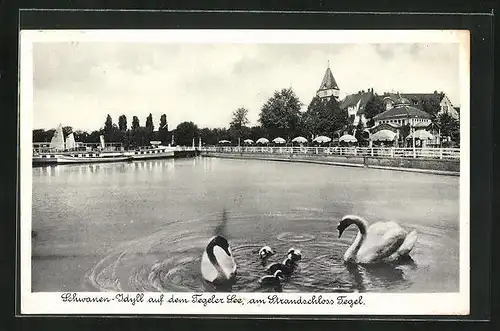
[200,146,460,175]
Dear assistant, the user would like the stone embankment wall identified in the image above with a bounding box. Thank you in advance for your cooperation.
[200,152,460,176]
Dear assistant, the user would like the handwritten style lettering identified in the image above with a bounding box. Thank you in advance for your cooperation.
[61,292,113,303]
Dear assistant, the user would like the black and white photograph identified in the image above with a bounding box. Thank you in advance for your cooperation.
[20,29,470,315]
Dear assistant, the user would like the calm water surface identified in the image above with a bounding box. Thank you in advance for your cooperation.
[32,157,460,293]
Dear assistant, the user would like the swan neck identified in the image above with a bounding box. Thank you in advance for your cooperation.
[351,217,368,235]
[206,241,225,277]
[346,217,368,261]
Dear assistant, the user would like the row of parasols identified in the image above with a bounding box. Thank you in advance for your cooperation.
[370,129,435,142]
[217,135,355,145]
[217,129,434,145]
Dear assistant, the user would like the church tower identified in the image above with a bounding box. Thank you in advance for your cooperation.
[316,62,340,101]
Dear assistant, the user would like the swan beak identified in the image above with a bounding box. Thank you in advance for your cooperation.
[337,226,344,238]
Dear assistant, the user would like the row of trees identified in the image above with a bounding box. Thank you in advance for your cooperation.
[33,113,170,149]
[33,87,459,148]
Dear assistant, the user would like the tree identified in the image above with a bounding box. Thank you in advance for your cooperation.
[45,129,56,141]
[438,113,459,143]
[88,130,103,143]
[230,107,249,130]
[102,114,119,142]
[118,115,128,131]
[329,98,348,135]
[174,121,199,146]
[159,114,168,131]
[229,107,250,143]
[354,121,366,144]
[131,127,149,147]
[199,127,217,146]
[364,95,385,127]
[73,130,89,143]
[302,96,345,139]
[132,116,140,131]
[33,129,48,142]
[420,92,444,121]
[146,113,154,132]
[249,126,266,142]
[158,114,169,144]
[104,114,113,133]
[258,88,302,140]
[62,126,73,137]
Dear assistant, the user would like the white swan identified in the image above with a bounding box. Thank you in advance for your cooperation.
[258,245,275,259]
[337,215,418,264]
[201,235,237,284]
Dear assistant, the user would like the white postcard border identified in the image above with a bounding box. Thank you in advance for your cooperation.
[19,29,470,316]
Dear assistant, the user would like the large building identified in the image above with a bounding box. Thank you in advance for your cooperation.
[373,96,432,127]
[372,97,438,147]
[313,65,451,146]
[339,89,374,126]
[382,92,459,120]
[316,66,340,101]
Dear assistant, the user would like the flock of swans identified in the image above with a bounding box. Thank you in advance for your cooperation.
[201,214,418,291]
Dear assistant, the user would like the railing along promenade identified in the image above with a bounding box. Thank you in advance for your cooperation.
[201,146,460,160]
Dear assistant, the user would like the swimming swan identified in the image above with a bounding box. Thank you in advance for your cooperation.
[259,245,275,259]
[201,235,237,284]
[259,270,284,287]
[266,257,295,275]
[286,248,302,262]
[337,215,418,264]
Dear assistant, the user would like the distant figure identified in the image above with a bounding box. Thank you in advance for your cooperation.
[258,245,275,260]
[337,215,418,264]
[201,235,237,286]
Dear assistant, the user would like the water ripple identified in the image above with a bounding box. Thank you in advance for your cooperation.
[82,210,457,293]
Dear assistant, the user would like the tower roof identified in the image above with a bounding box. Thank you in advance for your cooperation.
[318,67,339,91]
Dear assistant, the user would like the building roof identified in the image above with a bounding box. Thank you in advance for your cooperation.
[383,92,445,105]
[317,67,339,91]
[373,104,432,121]
[339,91,373,114]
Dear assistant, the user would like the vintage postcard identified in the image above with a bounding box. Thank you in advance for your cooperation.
[20,29,470,315]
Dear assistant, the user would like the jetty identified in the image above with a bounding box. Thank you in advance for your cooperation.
[33,125,200,166]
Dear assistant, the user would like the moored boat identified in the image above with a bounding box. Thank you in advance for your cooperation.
[56,152,132,164]
[33,153,60,165]
[126,146,175,160]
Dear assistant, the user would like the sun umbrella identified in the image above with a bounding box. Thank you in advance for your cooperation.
[339,134,357,143]
[218,140,231,144]
[272,137,286,144]
[256,138,270,144]
[292,136,308,143]
[371,130,396,142]
[313,135,332,143]
[243,139,254,144]
[406,130,434,140]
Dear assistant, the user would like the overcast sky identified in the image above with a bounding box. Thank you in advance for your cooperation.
[33,42,460,132]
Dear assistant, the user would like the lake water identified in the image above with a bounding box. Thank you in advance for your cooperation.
[32,157,460,293]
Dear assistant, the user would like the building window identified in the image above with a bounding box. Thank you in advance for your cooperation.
[442,105,448,112]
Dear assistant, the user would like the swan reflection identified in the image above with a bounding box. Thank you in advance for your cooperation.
[346,259,416,292]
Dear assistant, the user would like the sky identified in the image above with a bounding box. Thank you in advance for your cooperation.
[32,42,460,132]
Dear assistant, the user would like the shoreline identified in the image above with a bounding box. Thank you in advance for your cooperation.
[201,152,460,177]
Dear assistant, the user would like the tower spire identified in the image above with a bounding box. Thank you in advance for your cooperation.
[327,60,330,68]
